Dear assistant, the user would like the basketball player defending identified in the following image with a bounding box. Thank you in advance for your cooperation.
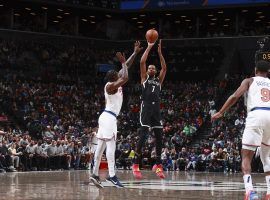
[132,39,167,179]
[211,60,270,200]
[90,42,142,188]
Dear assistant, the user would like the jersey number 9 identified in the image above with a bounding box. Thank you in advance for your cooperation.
[261,88,270,102]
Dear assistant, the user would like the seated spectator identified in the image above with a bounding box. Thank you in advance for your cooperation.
[170,148,178,171]
[55,141,65,169]
[216,147,227,172]
[47,140,57,170]
[208,156,223,172]
[0,141,15,172]
[177,147,189,171]
[25,141,36,171]
[8,143,21,170]
[186,149,198,171]
[34,140,48,171]
[197,151,210,171]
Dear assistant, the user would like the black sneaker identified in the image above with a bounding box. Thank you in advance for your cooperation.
[106,176,124,188]
[90,174,104,188]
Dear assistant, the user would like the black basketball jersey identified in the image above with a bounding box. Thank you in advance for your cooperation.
[141,75,161,102]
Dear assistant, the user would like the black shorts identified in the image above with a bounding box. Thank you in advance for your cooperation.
[139,101,162,128]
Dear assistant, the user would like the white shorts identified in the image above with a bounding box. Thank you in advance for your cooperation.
[96,112,117,140]
[242,110,270,147]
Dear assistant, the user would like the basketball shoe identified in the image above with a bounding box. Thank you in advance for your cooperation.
[90,174,104,188]
[106,176,124,188]
[152,164,165,179]
[244,191,259,200]
[132,164,142,179]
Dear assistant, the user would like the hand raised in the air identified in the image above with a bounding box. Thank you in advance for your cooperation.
[158,39,162,55]
[116,52,126,64]
[134,41,143,54]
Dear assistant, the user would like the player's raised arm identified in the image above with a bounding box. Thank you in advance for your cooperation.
[126,41,143,69]
[118,41,143,77]
[106,52,128,94]
[211,78,252,122]
[140,42,155,84]
[158,39,167,85]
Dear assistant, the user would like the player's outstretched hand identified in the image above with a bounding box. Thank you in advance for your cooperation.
[134,41,143,54]
[116,52,126,64]
[158,39,162,55]
[211,112,223,122]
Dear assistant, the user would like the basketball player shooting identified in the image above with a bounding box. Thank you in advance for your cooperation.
[132,39,167,179]
[90,42,142,188]
[211,43,270,199]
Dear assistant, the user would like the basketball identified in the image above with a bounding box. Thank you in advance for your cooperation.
[145,29,158,43]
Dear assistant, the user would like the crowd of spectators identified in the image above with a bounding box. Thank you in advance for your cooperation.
[0,35,252,174]
[0,71,216,173]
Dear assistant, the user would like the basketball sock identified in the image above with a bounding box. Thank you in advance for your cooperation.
[106,139,116,178]
[265,175,270,194]
[153,128,162,164]
[243,174,254,193]
[92,140,106,176]
[134,150,142,165]
[134,126,149,165]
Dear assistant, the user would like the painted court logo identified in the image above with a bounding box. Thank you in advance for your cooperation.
[118,180,267,192]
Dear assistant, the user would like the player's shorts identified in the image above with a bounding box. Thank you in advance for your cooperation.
[140,101,162,128]
[96,111,117,140]
[242,109,270,147]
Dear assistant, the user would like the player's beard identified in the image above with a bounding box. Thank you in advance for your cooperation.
[148,73,155,78]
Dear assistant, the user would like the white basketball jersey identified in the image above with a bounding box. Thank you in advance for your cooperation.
[104,82,123,116]
[246,76,270,112]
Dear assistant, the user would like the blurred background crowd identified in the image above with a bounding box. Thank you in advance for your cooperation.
[0,36,262,174]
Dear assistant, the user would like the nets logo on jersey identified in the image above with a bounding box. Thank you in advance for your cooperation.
[147,79,160,87]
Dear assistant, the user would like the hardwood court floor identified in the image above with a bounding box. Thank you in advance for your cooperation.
[0,170,266,200]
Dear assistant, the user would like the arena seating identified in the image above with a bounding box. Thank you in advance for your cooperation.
[0,35,249,173]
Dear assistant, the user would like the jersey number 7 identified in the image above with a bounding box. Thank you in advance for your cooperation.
[152,86,155,92]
